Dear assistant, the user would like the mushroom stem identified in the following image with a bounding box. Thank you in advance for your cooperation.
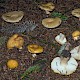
[60,57,69,66]
[45,10,51,14]
[65,42,71,50]
[32,54,37,58]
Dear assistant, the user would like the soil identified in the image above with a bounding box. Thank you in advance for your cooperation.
[0,0,80,80]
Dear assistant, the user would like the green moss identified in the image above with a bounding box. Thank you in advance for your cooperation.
[51,12,68,21]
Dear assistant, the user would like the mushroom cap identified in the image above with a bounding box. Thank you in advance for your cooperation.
[7,34,24,49]
[70,46,80,60]
[2,11,24,23]
[72,30,80,37]
[39,2,55,11]
[27,44,43,54]
[72,8,80,18]
[42,17,62,28]
[72,30,80,40]
[51,57,78,75]
[7,59,18,69]
[55,33,67,45]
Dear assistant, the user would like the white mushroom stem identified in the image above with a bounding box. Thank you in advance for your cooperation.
[32,54,37,58]
[60,57,69,66]
[74,36,80,40]
[45,10,51,14]
[65,42,71,50]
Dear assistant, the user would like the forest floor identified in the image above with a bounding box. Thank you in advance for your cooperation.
[0,0,80,80]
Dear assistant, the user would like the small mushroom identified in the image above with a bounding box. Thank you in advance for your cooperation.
[7,34,24,49]
[39,2,55,14]
[55,33,67,45]
[51,50,78,75]
[70,45,80,60]
[7,59,18,69]
[42,17,62,28]
[27,44,43,57]
[72,30,80,40]
[2,11,24,23]
[71,8,80,20]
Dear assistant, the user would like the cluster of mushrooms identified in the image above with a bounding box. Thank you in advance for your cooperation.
[1,2,80,75]
[51,33,80,75]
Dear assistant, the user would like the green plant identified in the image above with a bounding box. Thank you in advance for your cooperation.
[21,59,47,80]
[21,64,40,79]
[51,12,68,21]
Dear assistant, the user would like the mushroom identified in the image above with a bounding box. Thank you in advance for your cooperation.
[7,34,24,49]
[71,8,80,20]
[42,17,62,28]
[55,33,67,45]
[27,44,43,57]
[72,30,80,40]
[51,50,78,75]
[70,45,80,60]
[39,2,55,14]
[2,11,24,23]
[7,59,18,69]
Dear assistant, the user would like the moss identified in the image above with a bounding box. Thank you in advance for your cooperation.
[51,12,68,21]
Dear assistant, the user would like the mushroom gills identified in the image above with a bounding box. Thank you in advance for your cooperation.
[51,57,78,75]
[70,45,80,60]
[51,49,78,75]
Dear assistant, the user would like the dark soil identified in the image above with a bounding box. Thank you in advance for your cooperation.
[0,0,80,80]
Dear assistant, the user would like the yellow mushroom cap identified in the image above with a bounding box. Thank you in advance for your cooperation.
[7,34,24,49]
[7,59,18,69]
[27,44,43,54]
[42,17,62,28]
[72,8,80,18]
[2,11,24,23]
[39,2,55,11]
[72,30,80,37]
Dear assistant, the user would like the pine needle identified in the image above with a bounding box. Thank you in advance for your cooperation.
[21,64,40,79]
[21,59,47,79]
